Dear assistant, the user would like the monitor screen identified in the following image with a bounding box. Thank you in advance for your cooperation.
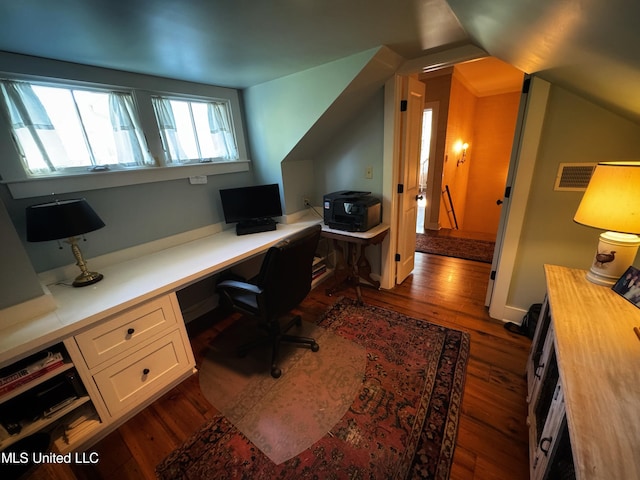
[219,184,283,224]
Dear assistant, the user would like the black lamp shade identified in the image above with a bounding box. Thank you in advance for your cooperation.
[26,198,105,242]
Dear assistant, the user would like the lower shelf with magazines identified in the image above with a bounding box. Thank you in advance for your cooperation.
[0,343,101,455]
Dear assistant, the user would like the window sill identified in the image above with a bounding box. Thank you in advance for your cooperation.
[3,160,251,199]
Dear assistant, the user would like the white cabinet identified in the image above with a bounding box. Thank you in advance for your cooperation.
[66,292,195,424]
[73,295,180,370]
[1,293,195,456]
[92,329,192,416]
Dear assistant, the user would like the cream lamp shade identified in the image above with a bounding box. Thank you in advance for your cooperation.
[574,161,640,285]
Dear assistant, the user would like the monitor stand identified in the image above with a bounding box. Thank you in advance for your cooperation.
[236,218,277,235]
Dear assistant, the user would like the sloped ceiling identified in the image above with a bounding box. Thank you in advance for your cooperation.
[0,0,467,88]
[0,0,639,121]
[446,0,640,123]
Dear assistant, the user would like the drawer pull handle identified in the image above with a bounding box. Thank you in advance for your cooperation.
[127,328,135,336]
[143,368,150,375]
[540,436,552,456]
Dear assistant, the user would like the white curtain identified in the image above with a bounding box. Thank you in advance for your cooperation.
[109,93,154,166]
[151,97,187,163]
[0,80,60,173]
[208,101,238,160]
[1,81,154,173]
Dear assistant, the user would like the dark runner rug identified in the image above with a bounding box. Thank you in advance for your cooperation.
[156,297,470,480]
[416,231,495,263]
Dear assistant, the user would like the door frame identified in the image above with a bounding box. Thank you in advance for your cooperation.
[382,50,550,324]
[380,45,486,289]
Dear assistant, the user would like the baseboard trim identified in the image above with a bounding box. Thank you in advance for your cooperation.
[498,305,528,325]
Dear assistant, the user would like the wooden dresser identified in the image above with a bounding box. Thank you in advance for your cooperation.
[527,264,640,479]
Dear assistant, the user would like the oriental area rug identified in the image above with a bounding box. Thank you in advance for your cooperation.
[197,317,367,465]
[416,231,495,264]
[156,297,470,480]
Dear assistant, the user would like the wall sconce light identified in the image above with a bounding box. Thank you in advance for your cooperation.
[573,162,640,285]
[26,198,106,287]
[454,140,469,166]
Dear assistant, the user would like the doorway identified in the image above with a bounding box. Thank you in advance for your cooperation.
[415,58,524,257]
[416,107,433,234]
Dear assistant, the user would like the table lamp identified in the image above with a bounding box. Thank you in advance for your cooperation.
[573,161,640,286]
[26,198,105,287]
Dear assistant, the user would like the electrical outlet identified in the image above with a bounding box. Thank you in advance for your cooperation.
[303,197,311,207]
[189,175,207,185]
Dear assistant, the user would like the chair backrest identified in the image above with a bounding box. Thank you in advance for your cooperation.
[255,224,322,318]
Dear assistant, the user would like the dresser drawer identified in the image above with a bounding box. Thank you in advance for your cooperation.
[92,329,191,416]
[75,295,179,369]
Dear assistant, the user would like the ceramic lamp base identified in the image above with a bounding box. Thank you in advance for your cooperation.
[586,231,640,286]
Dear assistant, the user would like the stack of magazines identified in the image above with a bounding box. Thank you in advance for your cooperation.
[0,352,65,397]
[312,256,327,281]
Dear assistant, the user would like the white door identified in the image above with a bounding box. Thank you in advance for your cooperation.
[486,76,550,319]
[485,77,530,305]
[396,76,425,284]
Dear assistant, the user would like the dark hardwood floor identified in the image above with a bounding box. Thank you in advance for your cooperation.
[27,253,531,479]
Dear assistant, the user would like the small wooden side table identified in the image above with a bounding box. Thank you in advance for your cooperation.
[321,223,390,303]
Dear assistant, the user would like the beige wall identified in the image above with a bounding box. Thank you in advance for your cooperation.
[464,92,520,234]
[439,73,477,229]
[507,84,640,309]
[420,70,520,234]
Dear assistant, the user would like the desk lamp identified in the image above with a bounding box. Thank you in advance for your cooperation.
[573,161,640,286]
[26,198,105,287]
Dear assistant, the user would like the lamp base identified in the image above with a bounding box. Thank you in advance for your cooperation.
[66,237,103,288]
[586,231,640,286]
[72,271,104,288]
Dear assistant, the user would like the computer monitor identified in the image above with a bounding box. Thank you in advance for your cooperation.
[219,183,283,235]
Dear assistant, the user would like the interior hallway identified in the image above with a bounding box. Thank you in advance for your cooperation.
[417,200,497,242]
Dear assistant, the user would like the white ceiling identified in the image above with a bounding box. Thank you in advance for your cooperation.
[1,0,639,121]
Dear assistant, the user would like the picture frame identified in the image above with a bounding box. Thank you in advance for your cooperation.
[612,266,640,309]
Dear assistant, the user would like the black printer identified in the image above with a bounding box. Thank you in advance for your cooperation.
[323,191,381,232]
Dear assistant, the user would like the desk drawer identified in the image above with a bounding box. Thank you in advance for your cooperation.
[92,329,191,416]
[75,295,179,369]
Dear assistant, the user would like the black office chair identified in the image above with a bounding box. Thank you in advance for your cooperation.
[217,224,322,378]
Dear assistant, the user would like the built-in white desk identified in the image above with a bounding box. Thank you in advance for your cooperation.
[0,214,323,453]
[0,215,322,367]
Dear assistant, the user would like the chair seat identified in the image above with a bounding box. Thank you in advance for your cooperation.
[217,224,322,378]
[233,292,259,313]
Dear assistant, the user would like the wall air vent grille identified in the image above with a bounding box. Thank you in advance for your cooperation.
[554,163,596,191]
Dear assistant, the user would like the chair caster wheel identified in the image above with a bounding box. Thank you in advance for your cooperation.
[311,343,319,352]
[271,367,282,378]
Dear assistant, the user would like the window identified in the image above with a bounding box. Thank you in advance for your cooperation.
[0,73,249,199]
[0,80,153,176]
[152,97,238,164]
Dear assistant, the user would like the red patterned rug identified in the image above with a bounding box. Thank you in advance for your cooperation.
[156,297,470,480]
[416,231,495,263]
